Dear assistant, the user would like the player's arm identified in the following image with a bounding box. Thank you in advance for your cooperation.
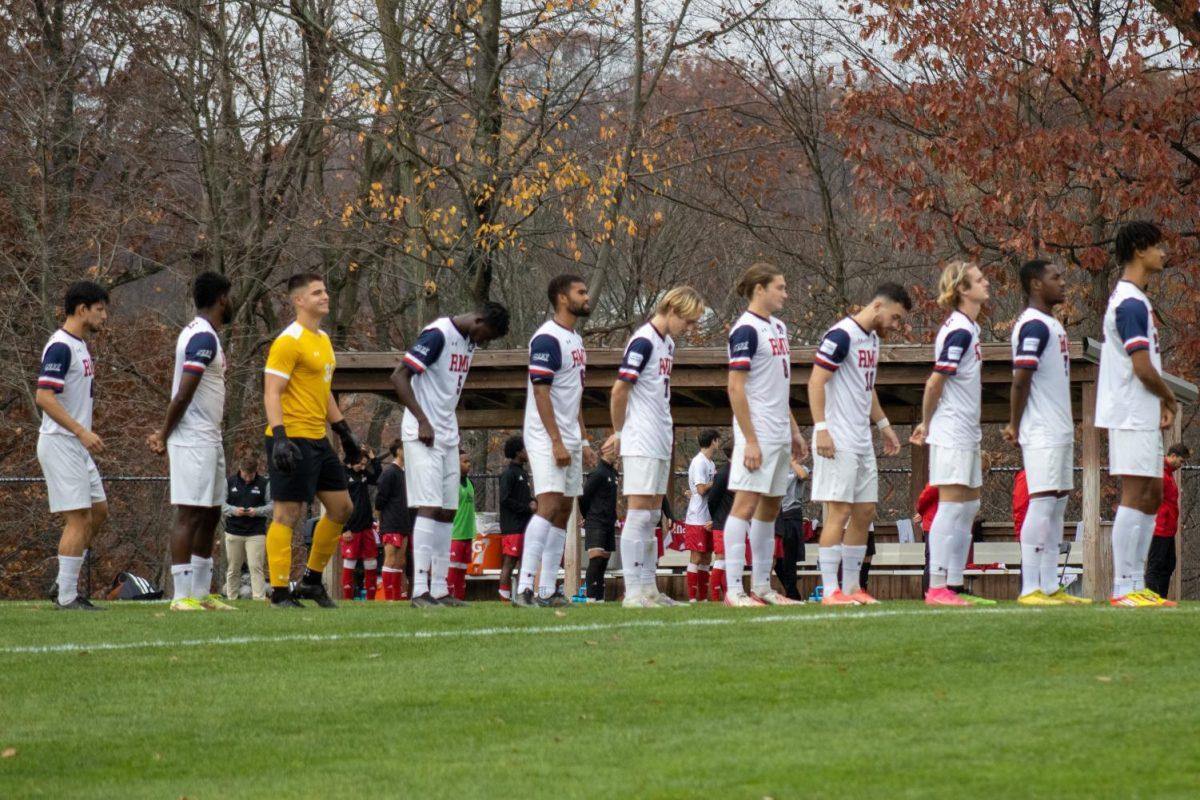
[263,336,302,472]
[604,337,652,461]
[35,342,102,454]
[579,404,597,469]
[1004,320,1048,445]
[911,329,970,446]
[809,329,849,458]
[149,331,219,455]
[727,324,760,469]
[324,392,363,463]
[390,327,446,447]
[910,372,946,446]
[1114,299,1177,427]
[529,334,571,467]
[870,389,899,456]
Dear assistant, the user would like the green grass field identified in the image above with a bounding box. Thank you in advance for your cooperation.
[2,600,1200,799]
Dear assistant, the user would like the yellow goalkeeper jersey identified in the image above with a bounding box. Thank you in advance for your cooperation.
[263,321,335,439]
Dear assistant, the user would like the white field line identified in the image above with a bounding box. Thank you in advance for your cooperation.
[0,606,1041,656]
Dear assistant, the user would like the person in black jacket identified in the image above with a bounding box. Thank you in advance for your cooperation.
[223,455,273,600]
[707,444,734,601]
[580,451,620,601]
[375,441,414,601]
[498,435,535,600]
[339,449,381,600]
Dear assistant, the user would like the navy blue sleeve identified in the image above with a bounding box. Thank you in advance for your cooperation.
[1115,298,1150,354]
[403,327,446,374]
[813,329,851,372]
[934,329,974,375]
[618,337,655,383]
[182,331,219,375]
[1012,320,1050,370]
[528,334,561,384]
[37,342,72,393]
[727,325,758,371]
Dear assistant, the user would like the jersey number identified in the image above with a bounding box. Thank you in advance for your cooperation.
[865,369,876,391]
[781,359,790,379]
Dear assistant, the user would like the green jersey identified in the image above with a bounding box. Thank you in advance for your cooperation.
[451,478,476,541]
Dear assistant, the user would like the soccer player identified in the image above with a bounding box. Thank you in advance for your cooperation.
[515,274,598,607]
[1095,221,1178,608]
[724,263,809,607]
[497,435,535,600]
[36,281,110,610]
[375,441,414,601]
[339,449,381,600]
[580,447,619,601]
[1002,259,1090,606]
[447,449,476,601]
[808,283,909,606]
[910,262,990,607]
[707,443,735,600]
[262,273,364,609]
[391,303,510,608]
[603,286,707,607]
[683,430,722,602]
[147,272,237,612]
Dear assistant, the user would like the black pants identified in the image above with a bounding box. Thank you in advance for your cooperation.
[774,513,805,600]
[1145,536,1176,598]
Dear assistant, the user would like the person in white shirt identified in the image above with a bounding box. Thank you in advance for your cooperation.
[390,304,510,608]
[682,430,722,603]
[514,275,599,607]
[147,272,237,612]
[1003,260,1090,606]
[602,287,707,608]
[910,262,992,607]
[724,263,809,607]
[36,281,110,610]
[1094,221,1178,607]
[807,283,909,606]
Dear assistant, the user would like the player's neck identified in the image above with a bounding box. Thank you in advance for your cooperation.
[648,314,668,338]
[198,308,224,332]
[295,308,323,332]
[747,299,774,319]
[955,299,982,322]
[552,309,578,330]
[62,317,88,339]
[851,308,875,333]
[1121,264,1151,290]
[1028,295,1053,315]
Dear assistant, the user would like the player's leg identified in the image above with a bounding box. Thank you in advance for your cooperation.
[244,534,267,600]
[818,502,851,603]
[361,532,379,601]
[536,493,573,605]
[225,532,246,600]
[687,549,703,602]
[54,507,93,608]
[447,537,471,601]
[1018,489,1058,603]
[266,496,304,604]
[381,540,400,600]
[1132,476,1164,597]
[723,489,760,605]
[584,538,609,602]
[340,530,361,600]
[710,530,726,602]
[747,493,786,604]
[167,505,205,610]
[191,506,227,607]
[499,535,521,600]
[431,447,463,605]
[841,502,876,602]
[515,491,560,606]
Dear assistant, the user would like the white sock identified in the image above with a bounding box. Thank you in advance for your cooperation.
[1111,505,1138,597]
[947,499,979,587]
[1021,496,1055,596]
[170,563,193,603]
[56,555,83,605]
[1040,497,1068,594]
[927,501,961,589]
[517,515,551,594]
[722,516,751,597]
[411,516,437,597]
[190,556,214,600]
[641,535,658,594]
[1131,511,1156,592]
[819,545,842,595]
[621,509,655,598]
[841,544,867,595]
[431,520,452,598]
[748,519,775,595]
[538,526,567,599]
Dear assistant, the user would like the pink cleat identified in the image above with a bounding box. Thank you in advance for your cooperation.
[821,589,858,606]
[847,589,880,605]
[925,587,971,607]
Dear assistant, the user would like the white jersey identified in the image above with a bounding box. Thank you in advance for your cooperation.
[37,329,95,437]
[1011,307,1072,447]
[727,311,792,445]
[1096,281,1162,431]
[617,321,674,460]
[401,317,475,447]
[524,319,587,450]
[926,310,982,448]
[814,316,879,455]
[168,317,226,447]
[685,452,716,525]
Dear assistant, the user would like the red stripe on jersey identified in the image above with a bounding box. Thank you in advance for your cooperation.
[933,364,957,375]
[183,363,206,375]
[813,355,839,371]
[1124,337,1149,353]
[402,354,427,373]
[528,366,554,376]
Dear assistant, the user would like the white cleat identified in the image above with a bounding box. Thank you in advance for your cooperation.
[723,592,764,608]
[622,595,658,608]
[651,592,683,607]
[751,590,804,606]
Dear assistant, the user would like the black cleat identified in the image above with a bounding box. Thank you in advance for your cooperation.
[293,581,337,608]
[55,597,100,611]
[76,596,103,610]
[436,594,469,607]
[269,588,305,609]
[536,590,570,608]
[411,592,441,609]
[511,589,537,608]
[47,581,58,601]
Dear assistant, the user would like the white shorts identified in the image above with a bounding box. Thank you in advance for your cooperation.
[528,445,583,498]
[812,449,878,504]
[37,434,106,513]
[1023,444,1074,493]
[403,440,460,509]
[1107,429,1163,479]
[729,442,792,498]
[929,444,982,489]
[622,456,670,496]
[169,443,226,507]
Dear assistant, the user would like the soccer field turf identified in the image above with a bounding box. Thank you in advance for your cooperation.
[2,601,1199,799]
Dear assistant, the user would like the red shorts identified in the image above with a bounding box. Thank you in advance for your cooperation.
[449,539,472,567]
[683,523,712,553]
[380,532,408,549]
[339,529,378,560]
[502,534,524,558]
[712,530,754,565]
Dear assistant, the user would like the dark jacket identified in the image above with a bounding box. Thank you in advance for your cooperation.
[707,462,733,532]
[223,472,272,536]
[345,458,382,533]
[374,463,414,535]
[498,460,534,534]
[580,459,619,532]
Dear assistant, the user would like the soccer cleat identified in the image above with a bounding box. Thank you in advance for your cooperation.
[1109,593,1157,608]
[76,596,103,610]
[623,595,658,608]
[171,597,206,612]
[55,597,101,611]
[1134,589,1176,607]
[411,592,442,609]
[924,587,971,607]
[293,581,337,608]
[537,590,570,608]
[269,589,305,609]
[651,592,683,607]
[723,593,764,608]
[956,592,998,606]
[846,589,879,606]
[1017,590,1065,606]
[753,590,804,606]
[821,590,859,606]
[201,594,238,611]
[1048,589,1092,605]
[511,589,537,608]
[436,595,469,607]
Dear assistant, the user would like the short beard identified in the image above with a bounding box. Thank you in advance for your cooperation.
[569,301,591,318]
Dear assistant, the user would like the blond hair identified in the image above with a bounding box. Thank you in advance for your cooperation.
[735,262,783,300]
[937,260,977,309]
[656,286,706,319]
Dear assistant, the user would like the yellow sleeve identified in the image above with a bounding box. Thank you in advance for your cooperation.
[264,333,299,380]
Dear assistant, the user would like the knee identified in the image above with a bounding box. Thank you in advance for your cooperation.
[273,503,302,529]
[91,502,109,526]
[1144,486,1163,512]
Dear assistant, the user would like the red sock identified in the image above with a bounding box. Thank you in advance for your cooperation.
[686,568,699,601]
[341,567,355,600]
[698,568,709,601]
[448,567,466,600]
[711,567,726,601]
[364,569,377,599]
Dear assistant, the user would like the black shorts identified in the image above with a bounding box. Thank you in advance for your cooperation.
[585,526,616,553]
[265,435,348,503]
